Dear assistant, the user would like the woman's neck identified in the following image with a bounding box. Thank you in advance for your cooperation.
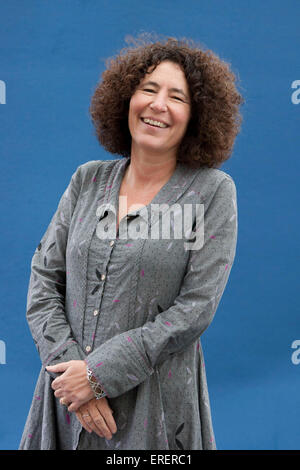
[125,148,177,191]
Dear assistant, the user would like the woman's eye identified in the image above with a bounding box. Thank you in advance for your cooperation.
[141,89,185,102]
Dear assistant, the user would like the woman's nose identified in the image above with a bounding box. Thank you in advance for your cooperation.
[149,93,168,112]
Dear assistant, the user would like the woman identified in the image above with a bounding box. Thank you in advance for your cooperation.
[19,35,244,450]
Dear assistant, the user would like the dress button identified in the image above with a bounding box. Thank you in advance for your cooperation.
[101,274,106,281]
[110,240,115,246]
[85,345,92,353]
[93,309,99,316]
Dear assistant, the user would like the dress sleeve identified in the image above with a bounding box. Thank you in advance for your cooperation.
[85,176,238,398]
[26,164,86,371]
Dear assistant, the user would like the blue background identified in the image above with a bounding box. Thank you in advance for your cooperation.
[1,0,299,450]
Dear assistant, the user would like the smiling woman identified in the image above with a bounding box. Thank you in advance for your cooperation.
[20,33,243,451]
[90,34,244,168]
[128,61,191,162]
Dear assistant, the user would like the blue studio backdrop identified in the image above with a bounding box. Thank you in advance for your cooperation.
[1,0,300,450]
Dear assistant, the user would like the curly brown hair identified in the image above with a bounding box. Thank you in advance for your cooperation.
[89,33,244,168]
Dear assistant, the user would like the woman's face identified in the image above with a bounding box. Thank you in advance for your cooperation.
[128,60,191,158]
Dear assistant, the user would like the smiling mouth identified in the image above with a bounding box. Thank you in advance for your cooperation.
[141,117,169,128]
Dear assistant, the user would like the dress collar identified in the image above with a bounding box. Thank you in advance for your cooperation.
[96,157,200,226]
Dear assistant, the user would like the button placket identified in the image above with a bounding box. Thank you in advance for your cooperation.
[85,238,115,352]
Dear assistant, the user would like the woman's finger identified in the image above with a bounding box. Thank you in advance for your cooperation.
[46,362,69,373]
[60,397,72,407]
[87,404,112,440]
[81,408,105,438]
[96,400,117,436]
[54,388,65,399]
[75,411,93,434]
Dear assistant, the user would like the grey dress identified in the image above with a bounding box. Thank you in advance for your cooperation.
[19,157,238,450]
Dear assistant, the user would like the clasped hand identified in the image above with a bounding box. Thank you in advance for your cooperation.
[46,360,94,412]
[46,360,117,439]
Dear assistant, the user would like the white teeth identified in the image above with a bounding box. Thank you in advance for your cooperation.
[142,118,167,128]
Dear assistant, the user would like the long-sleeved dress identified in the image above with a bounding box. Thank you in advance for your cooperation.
[19,156,238,450]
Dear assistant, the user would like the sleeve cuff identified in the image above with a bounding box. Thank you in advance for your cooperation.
[85,330,154,398]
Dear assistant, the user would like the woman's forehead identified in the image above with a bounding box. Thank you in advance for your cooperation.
[140,61,188,89]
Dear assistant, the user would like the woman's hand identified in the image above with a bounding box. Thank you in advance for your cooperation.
[46,360,94,412]
[76,397,117,440]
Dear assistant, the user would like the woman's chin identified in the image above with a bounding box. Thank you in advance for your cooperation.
[132,138,170,155]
